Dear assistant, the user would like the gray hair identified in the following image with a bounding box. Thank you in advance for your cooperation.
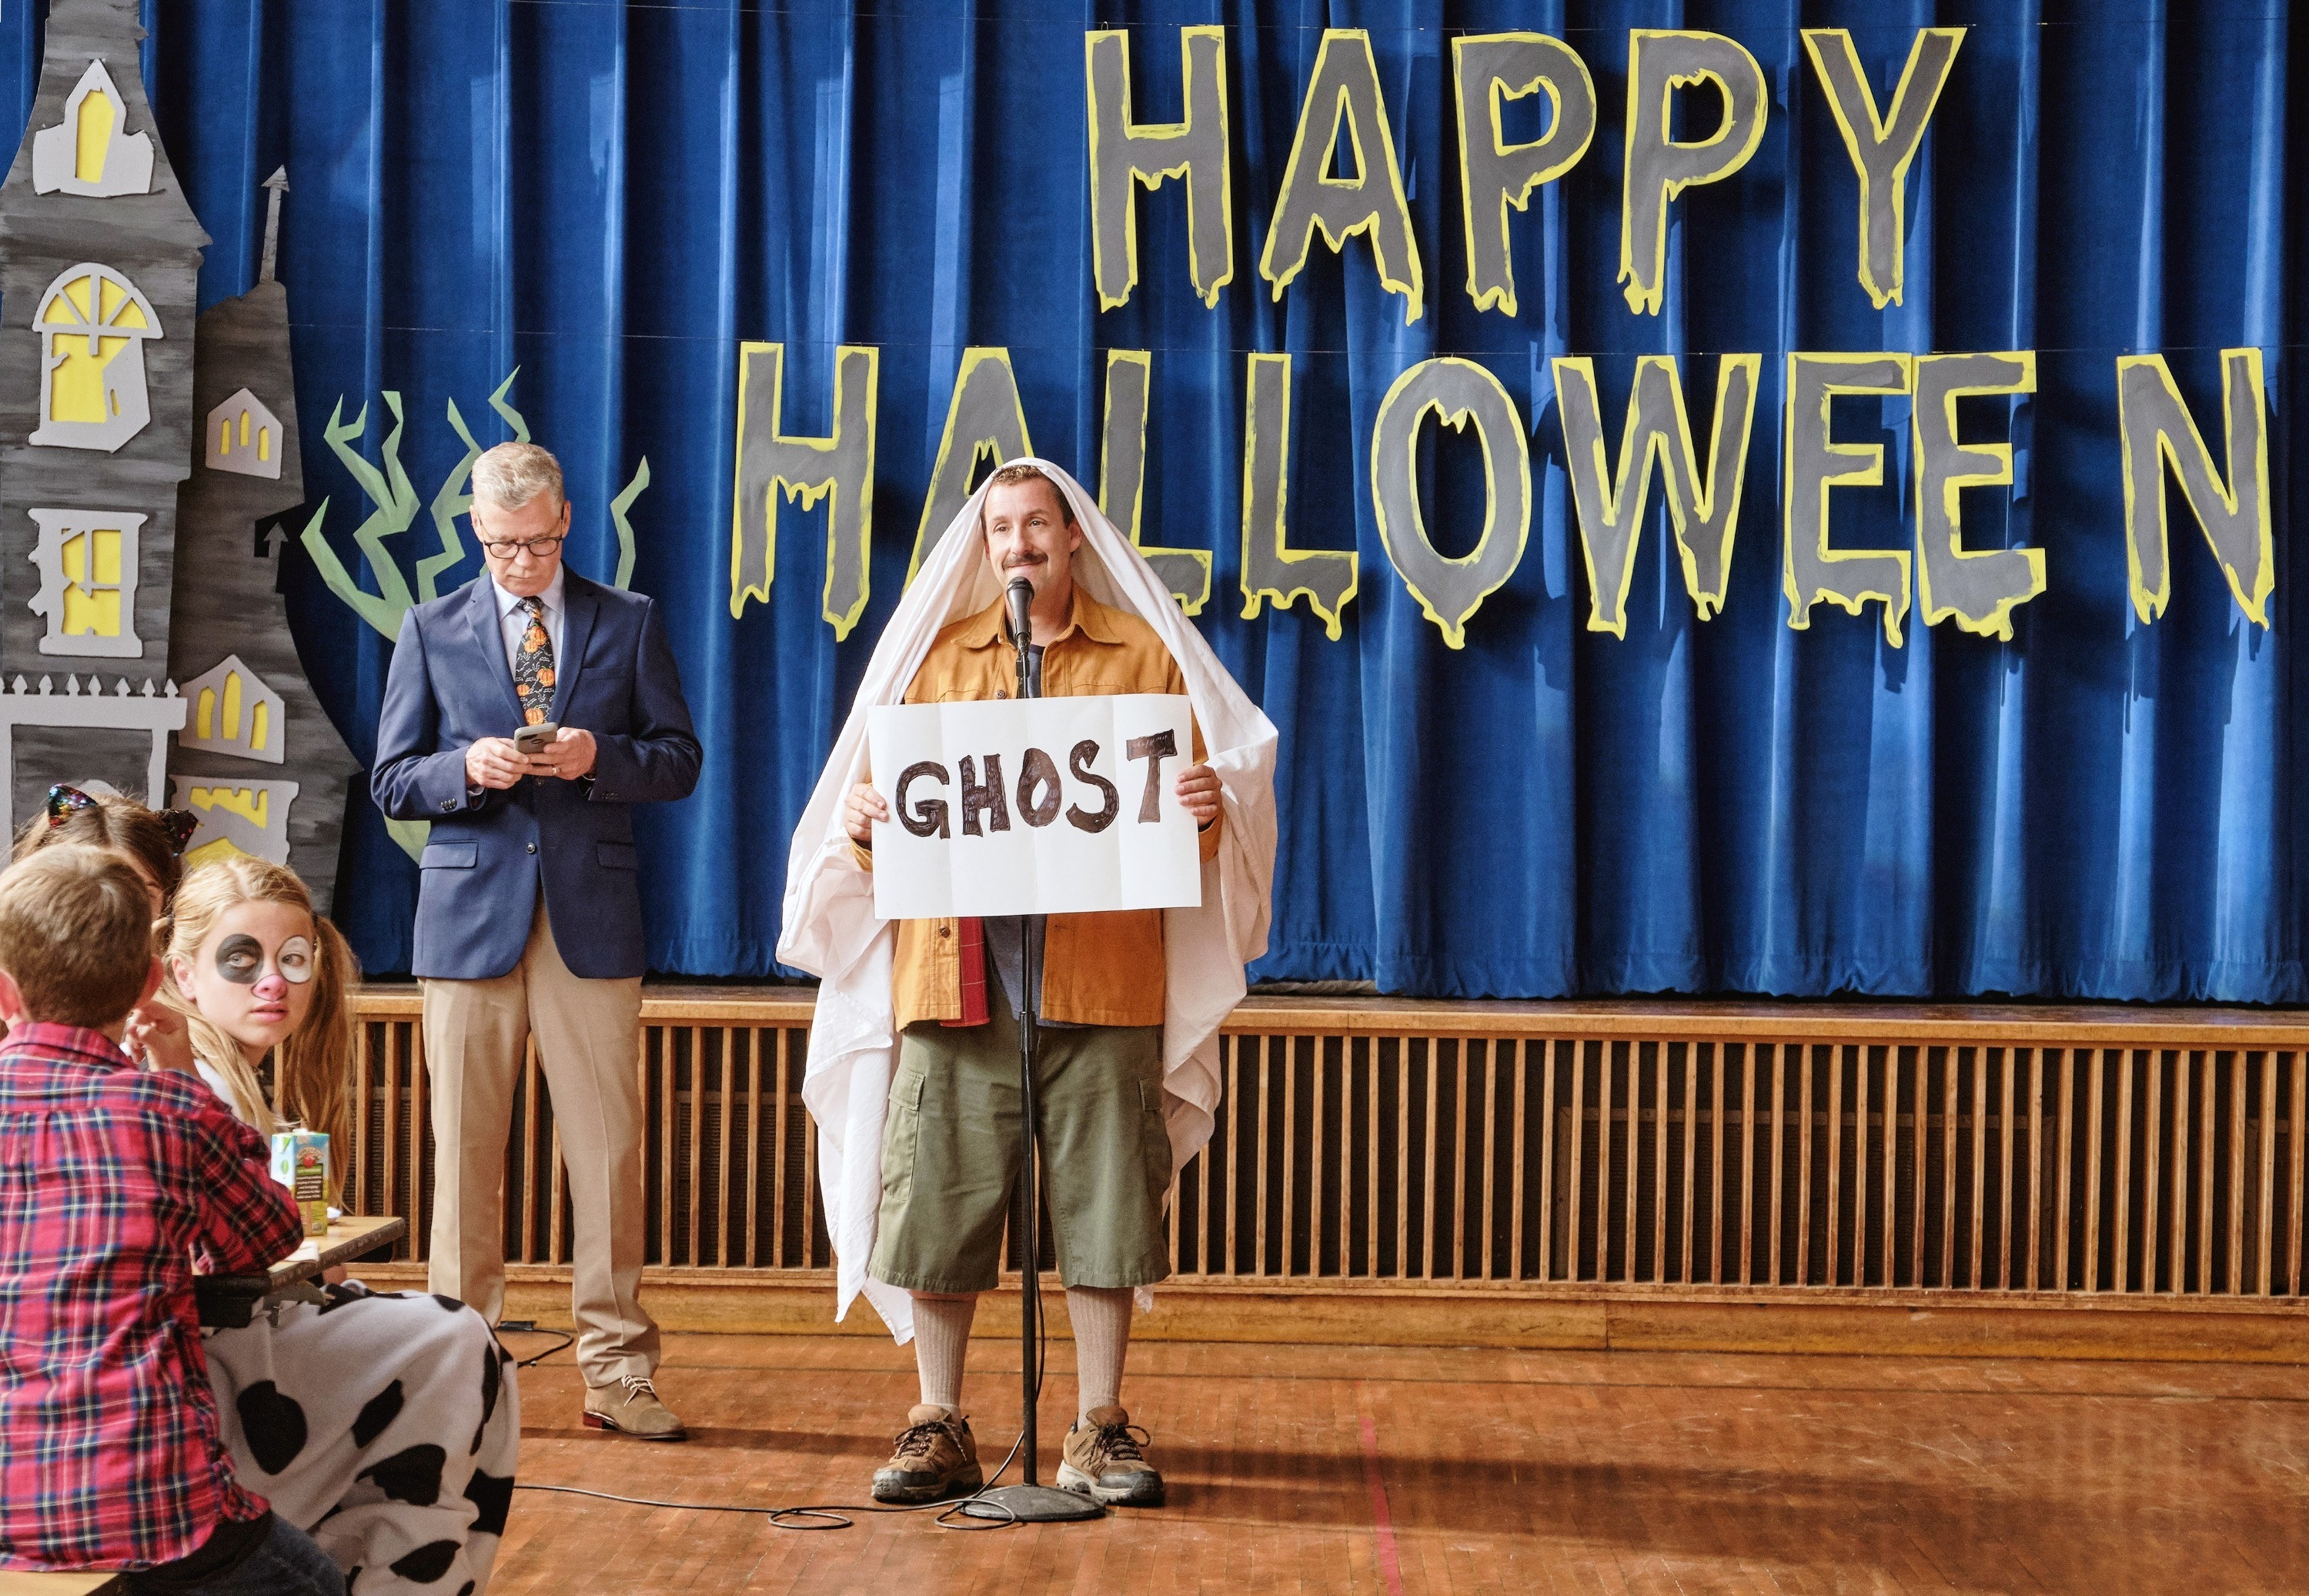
[471,442,565,511]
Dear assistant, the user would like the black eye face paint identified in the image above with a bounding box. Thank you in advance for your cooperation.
[215,933,265,985]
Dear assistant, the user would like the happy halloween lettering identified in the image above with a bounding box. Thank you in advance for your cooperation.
[729,27,2274,649]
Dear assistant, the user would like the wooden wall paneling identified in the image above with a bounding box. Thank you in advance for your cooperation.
[1769,1041,1786,1287]
[801,1079,820,1270]
[656,1027,674,1265]
[1397,1039,1412,1280]
[1422,1033,1439,1281]
[382,1020,402,1244]
[1826,1041,1845,1286]
[1260,1033,1276,1278]
[340,990,2309,1340]
[2083,1047,2105,1292]
[1507,1038,1525,1281]
[1479,1038,1495,1280]
[1681,1041,1699,1285]
[1970,1047,1988,1289]
[1337,1034,1353,1278]
[2000,1048,2017,1289]
[1939,1045,1958,1290]
[1568,1038,1587,1282]
[2174,1052,2194,1295]
[353,1021,372,1237]
[740,1029,759,1269]
[1847,1048,1866,1284]
[2281,1048,2300,1302]
[2134,1053,2152,1293]
[1709,1041,1726,1286]
[1621,1041,1639,1285]
[1225,1036,1242,1276]
[1652,1040,1669,1284]
[2228,1051,2247,1294]
[771,1029,791,1270]
[2114,1048,2134,1292]
[2056,1049,2075,1290]
[1741,1043,1757,1286]
[1797,1041,1815,1287]
[2257,1050,2277,1295]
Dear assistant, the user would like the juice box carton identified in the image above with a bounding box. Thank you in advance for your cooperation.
[269,1130,331,1237]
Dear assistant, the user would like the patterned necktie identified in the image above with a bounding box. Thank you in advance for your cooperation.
[513,596,556,725]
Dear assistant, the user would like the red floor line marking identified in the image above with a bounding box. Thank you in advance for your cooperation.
[1358,1410,1405,1596]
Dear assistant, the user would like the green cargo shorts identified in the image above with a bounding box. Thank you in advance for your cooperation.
[869,1000,1173,1294]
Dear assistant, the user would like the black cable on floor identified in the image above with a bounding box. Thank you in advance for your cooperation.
[510,1424,1033,1531]
[506,1266,1057,1533]
[506,1329,575,1370]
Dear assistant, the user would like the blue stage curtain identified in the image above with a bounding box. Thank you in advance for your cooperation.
[5,1,2299,1001]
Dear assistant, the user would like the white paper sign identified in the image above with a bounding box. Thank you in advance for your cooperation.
[867,693,1202,920]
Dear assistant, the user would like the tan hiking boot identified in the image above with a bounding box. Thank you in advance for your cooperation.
[1058,1404,1164,1506]
[583,1374,688,1441]
[873,1404,983,1503]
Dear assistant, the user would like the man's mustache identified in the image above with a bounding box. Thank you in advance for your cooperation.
[1002,553,1048,569]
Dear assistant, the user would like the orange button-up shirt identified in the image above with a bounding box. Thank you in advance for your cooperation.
[860,588,1221,1028]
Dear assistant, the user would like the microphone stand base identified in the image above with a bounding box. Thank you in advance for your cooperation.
[958,1483,1107,1523]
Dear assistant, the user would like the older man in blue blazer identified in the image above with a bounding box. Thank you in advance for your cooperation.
[373,442,701,1441]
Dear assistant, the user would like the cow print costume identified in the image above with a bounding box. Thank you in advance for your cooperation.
[202,1281,520,1592]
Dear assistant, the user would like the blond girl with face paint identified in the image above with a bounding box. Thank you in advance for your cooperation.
[162,857,521,1596]
[159,856,353,1170]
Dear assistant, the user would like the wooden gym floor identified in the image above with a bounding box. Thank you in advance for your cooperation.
[486,1331,2308,1594]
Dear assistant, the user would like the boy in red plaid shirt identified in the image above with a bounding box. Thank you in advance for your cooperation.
[0,846,343,1594]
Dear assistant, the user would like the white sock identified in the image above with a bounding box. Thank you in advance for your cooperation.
[1066,1286,1132,1421]
[911,1293,976,1413]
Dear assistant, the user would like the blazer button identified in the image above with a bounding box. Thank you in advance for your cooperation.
[995,689,1007,700]
[526,841,538,855]
[439,800,455,812]
[937,925,951,939]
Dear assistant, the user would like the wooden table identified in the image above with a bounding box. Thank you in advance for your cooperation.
[0,1574,125,1594]
[195,1214,407,1327]
[266,1214,406,1290]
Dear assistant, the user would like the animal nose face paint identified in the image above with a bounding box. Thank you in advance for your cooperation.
[215,932,315,986]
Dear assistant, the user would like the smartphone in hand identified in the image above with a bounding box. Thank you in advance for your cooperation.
[513,720,560,756]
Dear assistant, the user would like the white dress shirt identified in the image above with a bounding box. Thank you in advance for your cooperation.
[492,566,566,708]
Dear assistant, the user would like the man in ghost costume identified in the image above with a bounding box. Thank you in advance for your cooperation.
[780,460,1275,1508]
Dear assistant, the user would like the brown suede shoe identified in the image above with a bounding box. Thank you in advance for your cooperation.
[583,1374,688,1441]
[1058,1404,1164,1506]
[872,1404,983,1503]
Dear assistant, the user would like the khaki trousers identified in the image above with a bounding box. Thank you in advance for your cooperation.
[421,903,657,1385]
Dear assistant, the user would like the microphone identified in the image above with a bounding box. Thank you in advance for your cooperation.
[1004,576,1034,649]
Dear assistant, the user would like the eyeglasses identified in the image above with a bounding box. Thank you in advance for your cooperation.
[478,536,566,559]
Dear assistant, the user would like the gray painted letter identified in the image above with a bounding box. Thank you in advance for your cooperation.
[1782,352,1913,645]
[1238,352,1357,639]
[1802,28,1963,311]
[1453,33,1595,317]
[730,342,879,636]
[1261,28,1425,326]
[1086,27,1232,310]
[1370,358,1531,649]
[2116,349,2274,626]
[1913,351,2043,639]
[1619,31,1769,317]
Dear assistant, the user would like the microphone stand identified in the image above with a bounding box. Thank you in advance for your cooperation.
[963,583,1103,1524]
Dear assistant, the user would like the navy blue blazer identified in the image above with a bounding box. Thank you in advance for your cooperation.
[370,570,701,980]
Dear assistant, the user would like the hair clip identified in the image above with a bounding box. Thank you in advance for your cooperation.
[45,784,97,826]
[158,809,201,854]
